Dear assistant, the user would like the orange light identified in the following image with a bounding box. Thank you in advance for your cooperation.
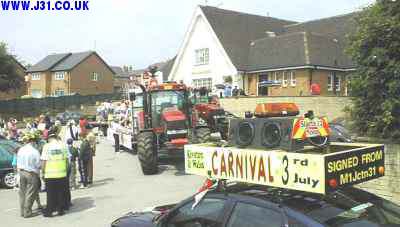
[378,166,385,175]
[329,179,338,188]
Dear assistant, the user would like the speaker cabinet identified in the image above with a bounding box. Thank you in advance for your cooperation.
[228,117,304,152]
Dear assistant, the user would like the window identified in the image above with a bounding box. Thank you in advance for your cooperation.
[282,71,288,87]
[31,73,41,80]
[227,202,283,227]
[31,89,42,98]
[91,72,99,81]
[166,198,226,227]
[192,78,212,90]
[194,48,210,65]
[328,72,341,91]
[54,71,66,80]
[290,71,296,86]
[54,89,65,97]
[274,71,282,82]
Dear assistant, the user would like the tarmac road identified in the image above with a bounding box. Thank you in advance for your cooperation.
[0,138,204,227]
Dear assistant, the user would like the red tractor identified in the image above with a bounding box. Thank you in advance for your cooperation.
[190,87,230,140]
[130,82,212,175]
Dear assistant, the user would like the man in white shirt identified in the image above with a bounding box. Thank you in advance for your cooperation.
[17,134,41,218]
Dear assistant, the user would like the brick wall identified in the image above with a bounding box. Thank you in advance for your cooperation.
[357,144,400,204]
[220,96,352,120]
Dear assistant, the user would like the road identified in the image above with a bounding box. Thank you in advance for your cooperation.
[0,138,204,227]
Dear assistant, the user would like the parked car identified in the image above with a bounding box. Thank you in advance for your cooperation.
[0,140,21,188]
[111,182,400,227]
[55,111,83,125]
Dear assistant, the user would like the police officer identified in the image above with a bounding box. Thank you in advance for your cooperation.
[41,133,69,217]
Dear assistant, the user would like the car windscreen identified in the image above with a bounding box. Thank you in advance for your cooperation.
[284,189,400,227]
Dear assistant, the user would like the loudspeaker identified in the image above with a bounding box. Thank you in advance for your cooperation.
[228,117,304,152]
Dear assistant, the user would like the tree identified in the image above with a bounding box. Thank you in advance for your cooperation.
[347,0,400,139]
[0,42,22,92]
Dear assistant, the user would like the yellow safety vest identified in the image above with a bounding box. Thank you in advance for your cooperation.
[44,147,68,179]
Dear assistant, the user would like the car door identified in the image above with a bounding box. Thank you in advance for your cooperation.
[161,195,229,227]
[224,201,287,227]
[0,147,13,170]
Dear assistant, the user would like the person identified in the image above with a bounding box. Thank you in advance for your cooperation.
[111,120,120,154]
[79,117,88,137]
[232,86,239,97]
[79,133,92,188]
[41,133,69,217]
[65,120,79,143]
[7,118,18,140]
[17,133,41,218]
[87,132,96,184]
[66,138,78,190]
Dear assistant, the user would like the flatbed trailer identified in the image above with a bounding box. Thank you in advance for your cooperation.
[184,142,385,194]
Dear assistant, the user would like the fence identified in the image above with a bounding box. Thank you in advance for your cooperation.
[0,93,122,119]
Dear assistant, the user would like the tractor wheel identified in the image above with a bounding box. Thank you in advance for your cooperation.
[196,127,211,143]
[137,132,158,175]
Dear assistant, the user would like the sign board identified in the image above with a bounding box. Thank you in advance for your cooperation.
[185,143,385,194]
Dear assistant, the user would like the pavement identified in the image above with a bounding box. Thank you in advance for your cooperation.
[0,137,204,227]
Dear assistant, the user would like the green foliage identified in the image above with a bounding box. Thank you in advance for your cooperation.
[0,42,23,92]
[347,0,400,139]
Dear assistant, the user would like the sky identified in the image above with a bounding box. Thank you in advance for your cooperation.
[0,0,375,69]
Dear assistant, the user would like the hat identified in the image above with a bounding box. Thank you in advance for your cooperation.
[67,138,74,145]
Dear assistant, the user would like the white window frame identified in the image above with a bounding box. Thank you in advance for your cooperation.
[194,48,210,65]
[91,72,99,81]
[54,71,66,80]
[192,78,212,90]
[335,75,341,91]
[31,73,41,81]
[282,71,288,87]
[274,71,282,82]
[54,89,65,97]
[328,73,341,91]
[290,71,296,87]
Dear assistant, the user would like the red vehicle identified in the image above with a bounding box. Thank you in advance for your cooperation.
[190,87,230,140]
[130,82,212,175]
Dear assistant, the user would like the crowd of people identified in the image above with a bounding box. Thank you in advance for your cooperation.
[3,114,97,218]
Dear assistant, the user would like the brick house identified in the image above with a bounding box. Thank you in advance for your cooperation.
[169,6,357,96]
[26,51,115,98]
[0,56,27,100]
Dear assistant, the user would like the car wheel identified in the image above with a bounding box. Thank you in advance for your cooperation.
[2,172,16,189]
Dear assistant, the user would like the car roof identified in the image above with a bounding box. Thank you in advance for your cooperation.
[208,183,380,224]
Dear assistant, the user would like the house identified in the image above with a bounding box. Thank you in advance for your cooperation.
[26,51,115,98]
[132,57,176,87]
[0,56,26,100]
[112,66,134,93]
[169,6,357,96]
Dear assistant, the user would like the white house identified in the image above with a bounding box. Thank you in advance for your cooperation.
[170,6,356,96]
[169,6,295,93]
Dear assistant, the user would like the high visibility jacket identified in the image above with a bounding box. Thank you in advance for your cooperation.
[44,146,68,179]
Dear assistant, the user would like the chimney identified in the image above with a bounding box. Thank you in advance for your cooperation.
[266,31,276,37]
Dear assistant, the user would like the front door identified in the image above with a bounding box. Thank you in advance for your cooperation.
[258,74,269,96]
[247,75,257,96]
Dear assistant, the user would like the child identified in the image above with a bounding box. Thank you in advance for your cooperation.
[67,138,79,190]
